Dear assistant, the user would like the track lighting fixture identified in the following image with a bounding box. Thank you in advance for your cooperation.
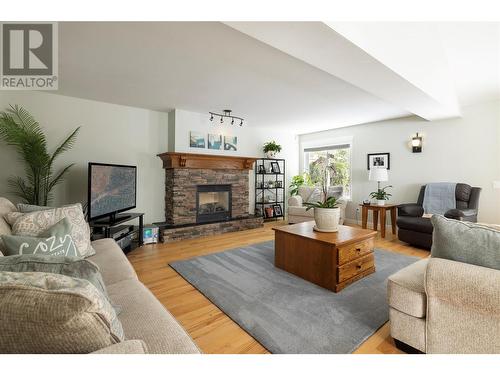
[208,109,244,127]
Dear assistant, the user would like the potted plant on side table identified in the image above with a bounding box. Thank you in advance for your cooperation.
[369,185,393,206]
[303,158,340,232]
[263,141,282,159]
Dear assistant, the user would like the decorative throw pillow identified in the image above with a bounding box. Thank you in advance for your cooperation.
[17,203,53,213]
[431,215,500,271]
[0,271,124,353]
[6,203,95,258]
[0,254,104,295]
[2,218,79,257]
[0,254,120,315]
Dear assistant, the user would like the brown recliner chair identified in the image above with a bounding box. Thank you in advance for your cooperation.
[397,183,481,249]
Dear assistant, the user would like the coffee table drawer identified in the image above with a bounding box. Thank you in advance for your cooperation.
[337,253,374,283]
[337,238,374,265]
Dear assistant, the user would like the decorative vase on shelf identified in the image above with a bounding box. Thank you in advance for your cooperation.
[313,207,340,233]
[376,199,386,206]
[265,151,278,159]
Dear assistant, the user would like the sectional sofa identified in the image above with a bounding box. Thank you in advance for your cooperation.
[0,197,200,354]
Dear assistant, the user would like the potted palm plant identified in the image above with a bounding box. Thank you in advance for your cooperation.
[369,185,393,206]
[263,141,282,159]
[304,157,340,232]
[0,105,80,205]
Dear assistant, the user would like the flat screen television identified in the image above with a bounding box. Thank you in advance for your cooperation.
[88,162,137,221]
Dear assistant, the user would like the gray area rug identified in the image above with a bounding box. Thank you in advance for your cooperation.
[170,241,418,354]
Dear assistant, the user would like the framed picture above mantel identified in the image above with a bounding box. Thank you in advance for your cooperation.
[367,152,390,170]
[189,131,238,152]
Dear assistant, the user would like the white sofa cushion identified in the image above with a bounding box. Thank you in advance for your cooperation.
[288,206,314,218]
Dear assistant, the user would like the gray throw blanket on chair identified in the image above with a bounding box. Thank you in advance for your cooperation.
[423,182,457,215]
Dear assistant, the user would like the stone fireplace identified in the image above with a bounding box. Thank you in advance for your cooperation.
[157,152,263,242]
[196,184,231,224]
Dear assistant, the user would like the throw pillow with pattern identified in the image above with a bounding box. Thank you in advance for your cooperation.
[0,254,121,315]
[5,203,95,258]
[16,203,53,213]
[2,218,79,257]
[0,271,124,353]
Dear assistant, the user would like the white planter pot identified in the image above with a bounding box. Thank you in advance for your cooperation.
[376,199,386,206]
[313,207,340,232]
[265,151,279,159]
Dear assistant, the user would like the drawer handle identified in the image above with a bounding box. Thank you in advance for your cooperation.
[356,248,361,252]
[356,264,362,269]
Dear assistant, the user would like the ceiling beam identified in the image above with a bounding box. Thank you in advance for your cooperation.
[225,21,461,121]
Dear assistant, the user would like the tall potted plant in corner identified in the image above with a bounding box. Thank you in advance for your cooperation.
[263,140,282,159]
[304,157,340,232]
[0,105,80,205]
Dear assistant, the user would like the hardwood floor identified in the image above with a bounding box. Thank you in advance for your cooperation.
[127,221,428,354]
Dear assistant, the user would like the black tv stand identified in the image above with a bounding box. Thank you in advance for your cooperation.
[90,212,144,250]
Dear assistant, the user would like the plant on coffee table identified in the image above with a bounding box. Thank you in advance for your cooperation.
[303,155,341,232]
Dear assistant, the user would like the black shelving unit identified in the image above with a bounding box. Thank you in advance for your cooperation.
[254,158,285,221]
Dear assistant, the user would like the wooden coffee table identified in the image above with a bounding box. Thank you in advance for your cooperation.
[273,222,377,292]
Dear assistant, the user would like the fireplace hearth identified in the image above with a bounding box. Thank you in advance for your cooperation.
[196,184,232,224]
[157,152,263,242]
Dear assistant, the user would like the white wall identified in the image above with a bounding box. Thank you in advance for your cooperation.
[299,100,500,224]
[0,92,168,222]
[170,109,299,213]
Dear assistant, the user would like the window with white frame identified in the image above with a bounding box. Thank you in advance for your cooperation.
[303,143,352,199]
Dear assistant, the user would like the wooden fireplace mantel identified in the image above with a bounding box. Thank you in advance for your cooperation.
[157,152,257,170]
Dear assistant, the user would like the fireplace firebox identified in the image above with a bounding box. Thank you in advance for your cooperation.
[196,184,232,224]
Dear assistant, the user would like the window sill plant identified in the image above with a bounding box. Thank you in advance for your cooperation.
[263,140,282,159]
[369,185,393,206]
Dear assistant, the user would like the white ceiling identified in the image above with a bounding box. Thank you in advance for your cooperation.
[437,22,500,106]
[55,22,500,133]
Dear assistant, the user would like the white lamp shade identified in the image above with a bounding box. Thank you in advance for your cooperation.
[369,168,388,182]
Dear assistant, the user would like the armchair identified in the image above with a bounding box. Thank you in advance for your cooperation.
[397,183,481,249]
[388,217,500,353]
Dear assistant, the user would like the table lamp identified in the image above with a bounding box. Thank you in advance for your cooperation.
[369,168,388,192]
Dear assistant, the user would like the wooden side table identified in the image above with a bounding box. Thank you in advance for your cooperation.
[360,204,397,238]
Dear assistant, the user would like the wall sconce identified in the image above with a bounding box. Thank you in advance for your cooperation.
[411,132,423,153]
